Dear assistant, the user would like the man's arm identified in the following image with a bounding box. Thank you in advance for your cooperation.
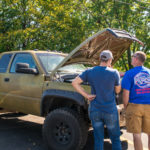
[115,85,121,94]
[122,89,130,108]
[72,76,96,101]
[114,69,121,94]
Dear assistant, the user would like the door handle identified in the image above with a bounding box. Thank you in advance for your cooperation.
[4,78,10,82]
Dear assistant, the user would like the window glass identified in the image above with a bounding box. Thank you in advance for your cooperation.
[10,53,36,73]
[0,54,12,73]
[36,53,64,72]
[59,64,86,73]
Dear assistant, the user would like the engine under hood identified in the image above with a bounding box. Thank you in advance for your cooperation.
[51,28,143,76]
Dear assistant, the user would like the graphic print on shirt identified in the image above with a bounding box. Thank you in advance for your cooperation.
[134,72,150,94]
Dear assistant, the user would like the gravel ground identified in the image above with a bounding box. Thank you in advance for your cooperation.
[0,112,136,150]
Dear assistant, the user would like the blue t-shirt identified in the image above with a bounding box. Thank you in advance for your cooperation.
[79,66,120,113]
[121,66,150,104]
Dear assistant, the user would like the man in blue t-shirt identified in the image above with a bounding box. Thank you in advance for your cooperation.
[72,50,122,150]
[121,51,150,150]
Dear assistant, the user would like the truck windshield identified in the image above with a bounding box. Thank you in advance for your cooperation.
[59,64,86,73]
[36,53,65,72]
[36,53,87,73]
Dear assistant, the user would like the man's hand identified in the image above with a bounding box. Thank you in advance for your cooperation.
[72,76,96,101]
[86,94,96,101]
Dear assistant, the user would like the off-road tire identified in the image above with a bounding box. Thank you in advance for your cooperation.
[42,108,88,150]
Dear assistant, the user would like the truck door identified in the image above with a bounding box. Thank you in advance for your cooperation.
[0,53,13,107]
[0,53,44,115]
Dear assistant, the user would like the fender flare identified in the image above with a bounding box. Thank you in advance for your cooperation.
[40,89,87,116]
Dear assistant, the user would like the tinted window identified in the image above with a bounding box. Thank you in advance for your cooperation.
[0,54,12,73]
[10,53,36,73]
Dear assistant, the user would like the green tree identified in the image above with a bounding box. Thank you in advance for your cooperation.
[0,0,149,70]
[80,0,150,71]
[0,0,41,51]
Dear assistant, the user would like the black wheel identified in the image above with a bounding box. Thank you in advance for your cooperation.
[43,108,88,150]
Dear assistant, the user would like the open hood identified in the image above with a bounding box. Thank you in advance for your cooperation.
[51,28,143,76]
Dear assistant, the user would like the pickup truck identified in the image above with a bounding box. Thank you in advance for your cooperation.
[0,28,143,150]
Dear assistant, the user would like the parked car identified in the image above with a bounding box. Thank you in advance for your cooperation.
[0,28,143,150]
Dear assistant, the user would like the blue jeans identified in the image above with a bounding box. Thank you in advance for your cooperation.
[89,111,122,150]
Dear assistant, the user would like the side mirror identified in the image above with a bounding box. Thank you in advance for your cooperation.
[15,63,39,75]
